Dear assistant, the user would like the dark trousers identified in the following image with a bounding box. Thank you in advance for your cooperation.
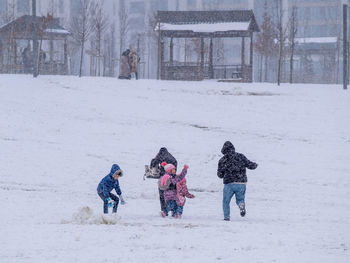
[159,189,167,214]
[98,192,119,214]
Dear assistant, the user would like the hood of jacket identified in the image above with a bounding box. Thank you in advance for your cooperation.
[159,147,168,156]
[221,141,235,155]
[109,164,121,177]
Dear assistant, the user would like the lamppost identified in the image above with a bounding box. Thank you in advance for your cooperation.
[343,4,348,90]
[32,0,39,77]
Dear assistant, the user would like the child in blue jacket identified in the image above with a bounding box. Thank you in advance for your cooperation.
[97,164,126,214]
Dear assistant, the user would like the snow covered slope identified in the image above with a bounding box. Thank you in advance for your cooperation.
[0,75,349,262]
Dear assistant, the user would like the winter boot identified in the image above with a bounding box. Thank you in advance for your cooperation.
[239,203,246,217]
[175,214,182,219]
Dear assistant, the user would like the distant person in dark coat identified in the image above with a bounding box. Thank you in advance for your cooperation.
[22,45,33,74]
[97,164,126,214]
[150,147,177,216]
[217,141,258,220]
[118,49,131,79]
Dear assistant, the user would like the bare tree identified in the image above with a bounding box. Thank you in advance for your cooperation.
[70,0,95,77]
[118,0,129,60]
[288,6,298,84]
[0,0,15,25]
[146,11,158,79]
[214,38,225,65]
[275,0,287,86]
[91,0,109,76]
[48,0,57,17]
[191,38,208,65]
[104,23,116,77]
[255,2,277,82]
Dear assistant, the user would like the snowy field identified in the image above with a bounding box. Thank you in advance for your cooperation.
[0,74,349,263]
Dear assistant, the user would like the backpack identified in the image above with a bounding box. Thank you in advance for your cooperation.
[158,174,171,191]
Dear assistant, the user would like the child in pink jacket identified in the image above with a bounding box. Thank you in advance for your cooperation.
[176,178,195,218]
[159,162,188,218]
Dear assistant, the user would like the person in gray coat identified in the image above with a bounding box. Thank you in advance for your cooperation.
[118,49,131,79]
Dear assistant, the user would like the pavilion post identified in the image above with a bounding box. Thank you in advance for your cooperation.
[32,0,39,77]
[241,37,245,81]
[250,32,253,82]
[64,38,68,75]
[170,37,174,66]
[200,37,204,79]
[160,39,164,79]
[209,37,214,79]
[14,40,17,73]
[157,15,161,80]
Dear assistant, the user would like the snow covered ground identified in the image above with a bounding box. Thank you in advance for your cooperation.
[0,75,349,263]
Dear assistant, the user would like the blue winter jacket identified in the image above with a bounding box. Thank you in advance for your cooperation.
[97,164,122,198]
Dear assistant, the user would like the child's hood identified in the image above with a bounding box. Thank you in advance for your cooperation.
[109,164,121,176]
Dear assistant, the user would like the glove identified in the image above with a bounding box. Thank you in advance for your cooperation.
[107,197,114,208]
[184,164,189,170]
[119,195,126,205]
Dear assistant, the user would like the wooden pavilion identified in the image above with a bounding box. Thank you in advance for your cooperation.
[0,15,70,75]
[156,10,260,81]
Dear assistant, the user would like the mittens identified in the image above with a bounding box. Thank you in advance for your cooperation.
[119,195,126,205]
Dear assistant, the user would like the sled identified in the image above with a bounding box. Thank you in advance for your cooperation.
[143,165,161,180]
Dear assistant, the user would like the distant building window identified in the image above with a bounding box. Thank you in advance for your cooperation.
[130,1,144,14]
[17,0,29,13]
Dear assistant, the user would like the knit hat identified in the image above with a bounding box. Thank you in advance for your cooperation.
[161,162,175,173]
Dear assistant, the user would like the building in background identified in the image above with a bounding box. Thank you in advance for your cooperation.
[0,0,71,24]
[1,0,349,83]
[285,0,345,83]
[104,0,350,82]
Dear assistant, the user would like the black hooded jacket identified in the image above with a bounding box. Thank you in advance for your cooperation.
[217,141,257,184]
[150,147,178,177]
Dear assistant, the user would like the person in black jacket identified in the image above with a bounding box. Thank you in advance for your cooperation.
[217,141,258,220]
[150,147,177,216]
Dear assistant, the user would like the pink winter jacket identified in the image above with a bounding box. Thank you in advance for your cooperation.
[176,178,194,206]
[163,168,187,202]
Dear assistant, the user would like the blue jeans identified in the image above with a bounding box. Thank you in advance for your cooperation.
[166,200,182,216]
[98,192,119,214]
[223,183,246,219]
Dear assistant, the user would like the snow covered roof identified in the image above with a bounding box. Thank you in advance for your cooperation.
[156,10,260,34]
[157,22,250,32]
[295,37,338,44]
[0,15,69,38]
[44,28,70,35]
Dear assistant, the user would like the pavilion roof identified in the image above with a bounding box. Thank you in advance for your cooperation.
[157,10,260,33]
[0,15,69,39]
